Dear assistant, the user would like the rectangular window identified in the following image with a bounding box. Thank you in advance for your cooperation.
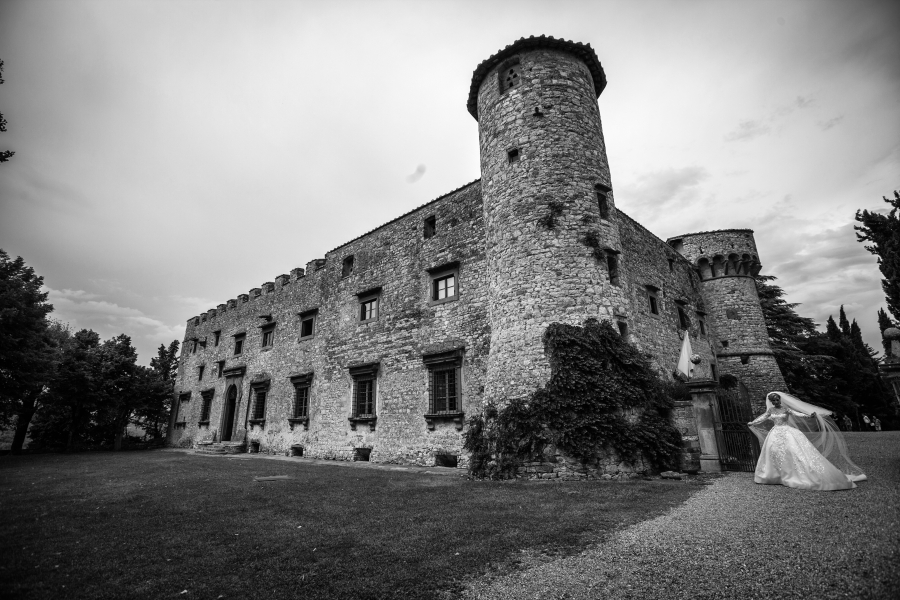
[617,321,628,338]
[606,254,619,286]
[191,340,198,354]
[299,310,317,339]
[360,298,378,322]
[354,378,375,417]
[293,385,310,418]
[200,391,213,422]
[341,255,354,278]
[217,360,225,378]
[677,306,690,330]
[213,331,221,347]
[595,183,611,220]
[507,148,520,163]
[434,274,456,300]
[252,389,267,420]
[646,287,660,315]
[198,365,205,381]
[698,315,707,335]
[261,325,275,348]
[233,333,245,355]
[424,216,436,239]
[429,367,459,414]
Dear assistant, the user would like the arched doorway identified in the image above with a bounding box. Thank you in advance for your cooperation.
[714,381,760,472]
[221,385,238,442]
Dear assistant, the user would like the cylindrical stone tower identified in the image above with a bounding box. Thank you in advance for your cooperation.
[469,36,629,402]
[666,229,787,411]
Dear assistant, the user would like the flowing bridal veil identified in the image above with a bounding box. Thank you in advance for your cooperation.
[747,391,867,483]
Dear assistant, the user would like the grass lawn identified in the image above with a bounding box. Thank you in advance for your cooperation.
[0,451,707,600]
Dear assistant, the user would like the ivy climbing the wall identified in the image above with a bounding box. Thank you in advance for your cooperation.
[464,318,684,479]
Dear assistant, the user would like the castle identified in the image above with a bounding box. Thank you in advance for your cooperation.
[168,36,787,474]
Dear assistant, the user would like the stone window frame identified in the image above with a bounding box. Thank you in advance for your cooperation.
[604,248,620,286]
[645,285,661,316]
[213,330,221,347]
[289,372,313,430]
[507,148,520,164]
[233,332,246,356]
[260,322,276,351]
[191,339,198,354]
[356,286,382,324]
[298,308,318,341]
[199,389,214,426]
[216,360,225,378]
[341,255,355,278]
[595,183,612,221]
[423,349,465,431]
[423,215,436,240]
[674,300,691,330]
[428,261,460,306]
[498,56,522,94]
[197,364,205,381]
[348,362,379,431]
[249,379,270,426]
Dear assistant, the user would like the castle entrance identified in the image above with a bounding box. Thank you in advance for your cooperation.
[713,382,760,472]
[221,385,237,442]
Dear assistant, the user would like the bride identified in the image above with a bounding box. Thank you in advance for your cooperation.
[747,391,866,491]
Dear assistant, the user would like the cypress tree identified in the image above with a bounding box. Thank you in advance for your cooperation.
[856,191,900,322]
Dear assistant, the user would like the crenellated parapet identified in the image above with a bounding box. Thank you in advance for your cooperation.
[666,229,761,280]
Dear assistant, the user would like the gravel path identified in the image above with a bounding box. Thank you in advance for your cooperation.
[463,432,899,600]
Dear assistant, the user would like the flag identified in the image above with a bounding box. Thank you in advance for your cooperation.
[676,333,694,380]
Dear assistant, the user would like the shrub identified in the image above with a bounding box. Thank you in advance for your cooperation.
[465,319,683,478]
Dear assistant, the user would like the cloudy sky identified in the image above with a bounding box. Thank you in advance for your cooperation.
[1,0,898,364]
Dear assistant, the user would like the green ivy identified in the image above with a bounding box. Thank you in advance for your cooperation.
[465,319,684,479]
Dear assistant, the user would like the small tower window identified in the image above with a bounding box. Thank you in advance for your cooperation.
[595,184,611,220]
[341,255,355,278]
[213,331,221,347]
[617,320,628,339]
[233,333,245,356]
[677,306,690,330]
[499,62,521,93]
[424,216,436,239]
[198,365,205,381]
[507,148,520,163]
[606,253,620,286]
[646,286,660,315]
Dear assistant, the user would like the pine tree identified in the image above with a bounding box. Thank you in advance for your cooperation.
[856,191,900,322]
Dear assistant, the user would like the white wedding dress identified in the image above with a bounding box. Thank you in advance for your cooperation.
[748,392,866,491]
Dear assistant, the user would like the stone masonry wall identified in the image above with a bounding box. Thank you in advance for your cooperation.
[616,210,718,378]
[476,48,627,405]
[170,181,489,467]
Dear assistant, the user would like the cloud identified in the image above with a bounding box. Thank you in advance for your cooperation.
[405,164,426,183]
[724,119,771,142]
[47,287,185,361]
[619,166,709,210]
[817,115,844,131]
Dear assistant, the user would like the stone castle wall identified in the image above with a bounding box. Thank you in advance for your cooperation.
[170,182,490,466]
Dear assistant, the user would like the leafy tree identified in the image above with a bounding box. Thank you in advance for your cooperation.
[0,60,14,163]
[855,191,900,322]
[139,340,180,440]
[0,250,55,453]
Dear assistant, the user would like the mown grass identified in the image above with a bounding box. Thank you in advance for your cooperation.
[0,451,705,600]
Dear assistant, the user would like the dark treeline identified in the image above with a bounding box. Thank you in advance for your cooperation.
[0,250,178,453]
[757,275,896,430]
